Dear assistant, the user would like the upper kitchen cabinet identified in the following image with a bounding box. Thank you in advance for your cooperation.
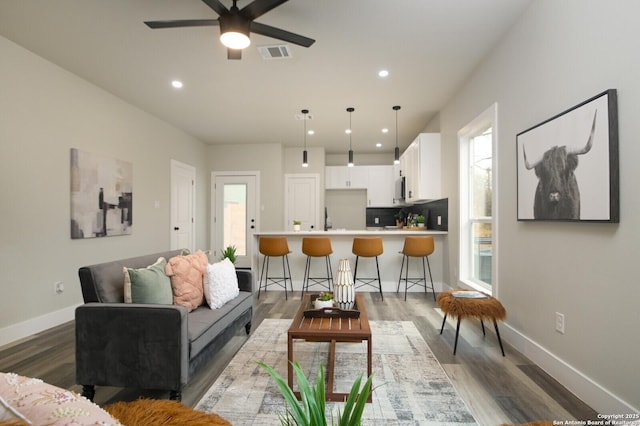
[401,133,441,203]
[325,165,397,207]
[366,165,396,207]
[325,166,368,189]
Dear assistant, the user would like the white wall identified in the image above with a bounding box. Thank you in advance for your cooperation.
[0,36,209,344]
[437,0,639,413]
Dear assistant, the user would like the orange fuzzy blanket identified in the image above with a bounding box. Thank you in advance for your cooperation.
[104,398,231,426]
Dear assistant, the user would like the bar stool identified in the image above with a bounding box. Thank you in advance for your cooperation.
[301,237,333,298]
[258,236,293,300]
[397,236,436,301]
[352,237,384,300]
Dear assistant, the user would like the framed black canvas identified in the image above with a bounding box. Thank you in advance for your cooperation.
[516,89,619,222]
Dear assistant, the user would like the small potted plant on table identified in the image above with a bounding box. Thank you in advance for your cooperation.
[293,220,302,231]
[313,292,334,309]
[416,214,426,228]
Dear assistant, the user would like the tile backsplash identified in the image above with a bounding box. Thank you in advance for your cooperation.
[365,198,448,231]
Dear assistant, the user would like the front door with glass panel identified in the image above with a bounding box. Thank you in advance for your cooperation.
[212,173,258,269]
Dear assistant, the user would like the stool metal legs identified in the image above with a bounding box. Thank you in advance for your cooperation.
[258,254,293,300]
[353,256,384,301]
[396,255,436,301]
[439,313,506,356]
[301,255,333,298]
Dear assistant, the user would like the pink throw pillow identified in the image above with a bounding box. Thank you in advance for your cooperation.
[165,250,208,311]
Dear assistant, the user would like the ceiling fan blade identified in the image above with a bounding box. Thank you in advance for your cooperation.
[227,48,242,60]
[241,0,289,21]
[201,0,229,17]
[250,22,315,47]
[145,19,219,29]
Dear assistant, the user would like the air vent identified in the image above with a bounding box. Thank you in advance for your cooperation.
[258,44,293,60]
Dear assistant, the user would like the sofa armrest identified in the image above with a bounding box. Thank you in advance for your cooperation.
[236,270,254,293]
[75,303,189,392]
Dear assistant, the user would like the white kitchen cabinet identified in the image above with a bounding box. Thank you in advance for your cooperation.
[401,133,441,203]
[366,165,396,207]
[325,166,368,189]
[326,165,397,207]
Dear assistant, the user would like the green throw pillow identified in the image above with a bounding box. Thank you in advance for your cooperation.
[124,258,173,304]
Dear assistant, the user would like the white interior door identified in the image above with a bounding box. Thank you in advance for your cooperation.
[285,174,319,231]
[170,160,195,252]
[212,173,258,268]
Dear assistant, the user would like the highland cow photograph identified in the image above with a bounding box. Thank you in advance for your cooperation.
[516,89,618,222]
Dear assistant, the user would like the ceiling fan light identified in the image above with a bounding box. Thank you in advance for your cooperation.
[220,31,250,49]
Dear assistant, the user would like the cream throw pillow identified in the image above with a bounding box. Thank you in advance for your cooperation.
[204,258,239,309]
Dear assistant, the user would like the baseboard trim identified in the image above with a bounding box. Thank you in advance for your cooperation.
[501,323,638,415]
[0,304,78,348]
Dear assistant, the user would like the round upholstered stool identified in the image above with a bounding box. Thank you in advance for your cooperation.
[301,237,333,298]
[351,237,384,300]
[397,236,436,301]
[258,236,293,300]
[438,290,506,356]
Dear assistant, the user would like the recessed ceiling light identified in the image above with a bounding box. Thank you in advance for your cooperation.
[308,130,315,135]
[378,70,389,78]
[382,128,389,133]
[345,129,352,134]
[376,143,382,148]
[171,80,183,89]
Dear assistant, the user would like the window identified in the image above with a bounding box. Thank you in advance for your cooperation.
[459,104,497,291]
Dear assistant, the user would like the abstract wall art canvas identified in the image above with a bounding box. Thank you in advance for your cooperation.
[70,148,133,239]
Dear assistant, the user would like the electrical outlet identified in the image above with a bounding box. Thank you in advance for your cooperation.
[374,217,379,224]
[54,281,65,295]
[555,312,565,334]
[437,215,442,225]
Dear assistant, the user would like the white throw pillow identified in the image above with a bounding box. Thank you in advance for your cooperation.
[204,258,239,309]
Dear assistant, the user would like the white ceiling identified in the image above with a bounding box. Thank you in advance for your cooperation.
[0,0,531,154]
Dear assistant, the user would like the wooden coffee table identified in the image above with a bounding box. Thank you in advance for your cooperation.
[287,293,372,402]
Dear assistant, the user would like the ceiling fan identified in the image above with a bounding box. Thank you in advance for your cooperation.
[144,0,315,60]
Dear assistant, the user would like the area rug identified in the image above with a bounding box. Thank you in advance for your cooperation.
[196,319,477,425]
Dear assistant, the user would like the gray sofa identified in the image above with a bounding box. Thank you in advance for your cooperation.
[75,249,253,401]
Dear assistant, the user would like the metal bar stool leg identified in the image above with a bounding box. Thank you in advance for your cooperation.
[258,255,266,299]
[426,256,435,301]
[421,256,427,294]
[375,256,383,301]
[285,254,293,294]
[325,255,333,291]
[404,256,409,301]
[397,255,405,293]
[353,256,359,283]
[302,256,310,298]
[281,255,288,300]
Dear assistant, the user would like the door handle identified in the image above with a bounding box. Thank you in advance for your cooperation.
[174,227,179,231]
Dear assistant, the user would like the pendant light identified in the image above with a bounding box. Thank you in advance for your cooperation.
[393,105,401,164]
[301,109,309,168]
[346,107,355,167]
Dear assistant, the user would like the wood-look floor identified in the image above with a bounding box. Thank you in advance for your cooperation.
[0,291,598,425]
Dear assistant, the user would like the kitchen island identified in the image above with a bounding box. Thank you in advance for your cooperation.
[252,229,447,295]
